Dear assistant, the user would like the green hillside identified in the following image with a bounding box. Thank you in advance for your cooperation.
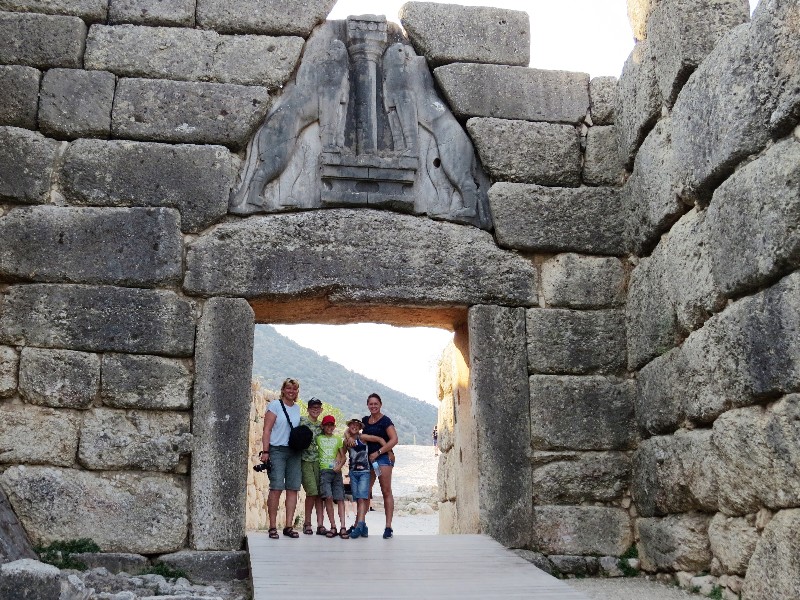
[252,325,438,445]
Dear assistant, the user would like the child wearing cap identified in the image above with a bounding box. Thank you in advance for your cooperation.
[316,415,348,538]
[345,417,372,539]
[300,397,325,536]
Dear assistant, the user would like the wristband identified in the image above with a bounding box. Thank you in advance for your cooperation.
[259,450,269,455]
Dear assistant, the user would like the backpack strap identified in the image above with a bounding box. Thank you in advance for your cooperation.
[279,399,295,430]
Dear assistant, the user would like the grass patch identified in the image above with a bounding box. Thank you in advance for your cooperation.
[35,539,101,571]
[620,544,639,559]
[708,586,723,600]
[143,563,188,580]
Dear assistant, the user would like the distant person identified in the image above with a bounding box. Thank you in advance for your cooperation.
[344,417,371,538]
[300,397,326,535]
[432,425,439,456]
[260,377,303,539]
[361,393,399,539]
[316,415,349,538]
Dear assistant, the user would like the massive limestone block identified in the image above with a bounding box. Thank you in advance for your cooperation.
[625,118,685,255]
[635,347,685,435]
[490,183,626,255]
[196,0,335,36]
[0,466,188,553]
[85,25,304,88]
[637,513,712,572]
[626,0,652,42]
[0,12,86,68]
[0,285,196,356]
[435,63,589,124]
[38,68,116,140]
[540,254,626,309]
[712,396,800,516]
[527,309,627,375]
[583,126,624,186]
[707,137,800,298]
[0,559,61,599]
[0,404,80,467]
[0,0,107,21]
[589,76,616,125]
[111,78,270,149]
[532,451,630,504]
[632,430,718,517]
[0,206,183,286]
[184,210,538,306]
[467,118,581,186]
[626,208,724,369]
[18,347,100,409]
[645,0,750,106]
[534,505,632,556]
[399,2,529,67]
[742,509,800,600]
[60,139,235,233]
[79,408,192,472]
[0,126,60,204]
[101,354,192,410]
[708,513,759,576]
[615,41,662,168]
[191,298,254,550]
[0,65,40,129]
[469,305,531,548]
[530,375,635,450]
[108,0,194,26]
[157,550,249,584]
[0,346,18,398]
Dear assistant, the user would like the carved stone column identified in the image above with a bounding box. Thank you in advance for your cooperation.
[346,15,387,154]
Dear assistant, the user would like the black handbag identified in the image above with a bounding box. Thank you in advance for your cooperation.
[280,400,313,451]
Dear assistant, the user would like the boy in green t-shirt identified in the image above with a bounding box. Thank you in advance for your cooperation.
[317,415,348,538]
[300,398,324,535]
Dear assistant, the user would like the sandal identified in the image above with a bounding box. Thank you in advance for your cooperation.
[325,528,337,538]
[316,525,328,536]
[282,527,299,538]
[303,522,313,535]
[339,527,350,539]
[268,527,279,540]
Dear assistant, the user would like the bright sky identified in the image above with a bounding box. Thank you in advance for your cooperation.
[274,0,760,405]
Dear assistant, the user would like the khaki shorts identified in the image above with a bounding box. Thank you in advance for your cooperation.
[301,459,320,496]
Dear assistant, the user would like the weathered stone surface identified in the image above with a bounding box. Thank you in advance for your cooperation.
[490,183,626,255]
[467,118,580,186]
[101,354,192,410]
[589,76,616,125]
[527,309,627,375]
[196,0,335,36]
[708,513,759,575]
[60,139,235,233]
[0,285,196,356]
[109,0,194,26]
[625,118,684,255]
[111,78,270,148]
[184,210,538,306]
[512,549,555,575]
[0,126,60,204]
[0,466,188,553]
[157,551,249,584]
[79,408,192,472]
[38,68,115,139]
[0,206,183,286]
[0,490,36,563]
[532,451,630,503]
[435,63,589,124]
[742,508,800,600]
[615,42,662,168]
[638,513,712,572]
[0,346,17,398]
[0,404,80,466]
[707,137,800,298]
[0,65,39,129]
[584,126,625,186]
[540,254,626,309]
[530,376,635,450]
[712,396,800,515]
[399,2,529,67]
[646,0,750,106]
[469,305,531,548]
[632,430,718,517]
[626,0,651,42]
[191,298,253,550]
[69,552,149,575]
[0,12,86,69]
[0,0,106,21]
[85,25,303,88]
[626,208,724,369]
[18,347,100,409]
[548,555,599,577]
[0,559,61,599]
[534,505,632,556]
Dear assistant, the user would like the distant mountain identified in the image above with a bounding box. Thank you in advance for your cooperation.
[252,325,438,445]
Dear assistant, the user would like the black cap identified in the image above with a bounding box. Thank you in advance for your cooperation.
[307,397,323,407]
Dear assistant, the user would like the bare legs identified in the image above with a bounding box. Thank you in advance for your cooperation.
[304,495,324,529]
[267,489,298,530]
[370,466,394,529]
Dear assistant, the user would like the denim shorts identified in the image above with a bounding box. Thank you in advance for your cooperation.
[374,453,394,467]
[349,470,370,500]
[301,459,320,496]
[319,469,344,501]
[267,445,301,491]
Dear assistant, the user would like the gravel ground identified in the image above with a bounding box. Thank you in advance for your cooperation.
[566,578,697,599]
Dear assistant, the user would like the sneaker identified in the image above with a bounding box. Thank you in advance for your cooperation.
[361,522,368,538]
[383,527,393,539]
[350,524,361,539]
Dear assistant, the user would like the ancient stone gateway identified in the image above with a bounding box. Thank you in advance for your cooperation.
[1,1,799,598]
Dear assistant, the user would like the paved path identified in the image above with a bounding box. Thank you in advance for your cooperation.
[248,532,591,600]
